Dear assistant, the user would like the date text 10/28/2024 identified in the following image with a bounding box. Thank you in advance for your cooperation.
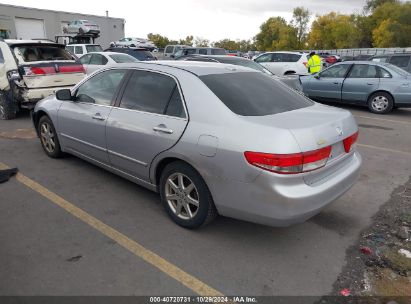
[149,297,258,303]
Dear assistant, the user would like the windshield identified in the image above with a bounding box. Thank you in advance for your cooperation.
[109,54,138,63]
[129,50,155,61]
[86,45,103,53]
[200,72,313,116]
[13,45,73,63]
[218,58,273,75]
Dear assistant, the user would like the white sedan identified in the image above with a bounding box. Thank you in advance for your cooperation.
[79,52,138,74]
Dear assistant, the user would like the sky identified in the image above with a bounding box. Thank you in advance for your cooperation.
[1,0,368,41]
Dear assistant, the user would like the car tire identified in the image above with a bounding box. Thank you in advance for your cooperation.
[0,91,16,120]
[79,28,85,35]
[367,92,394,114]
[38,115,63,158]
[159,161,218,229]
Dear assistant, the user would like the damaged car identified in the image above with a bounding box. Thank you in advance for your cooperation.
[0,39,86,120]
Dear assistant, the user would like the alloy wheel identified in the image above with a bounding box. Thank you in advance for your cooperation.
[165,173,200,220]
[40,122,56,153]
[0,104,5,120]
[371,96,389,112]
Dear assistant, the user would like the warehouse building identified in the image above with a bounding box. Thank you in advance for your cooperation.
[0,3,125,48]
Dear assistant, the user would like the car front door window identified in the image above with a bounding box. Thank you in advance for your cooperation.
[255,54,272,63]
[119,70,184,116]
[75,69,126,106]
[320,65,351,78]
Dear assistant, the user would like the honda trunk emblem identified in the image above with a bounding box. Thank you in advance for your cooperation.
[336,127,343,137]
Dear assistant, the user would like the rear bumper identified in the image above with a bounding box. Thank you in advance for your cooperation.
[21,85,74,104]
[210,151,362,227]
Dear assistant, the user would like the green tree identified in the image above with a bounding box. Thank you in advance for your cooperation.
[365,0,398,12]
[147,33,171,49]
[292,7,311,49]
[194,37,210,47]
[307,13,359,49]
[255,17,298,51]
[371,1,411,47]
[179,35,194,46]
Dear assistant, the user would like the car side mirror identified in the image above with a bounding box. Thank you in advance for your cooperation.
[56,89,72,101]
[314,74,321,79]
[170,55,175,59]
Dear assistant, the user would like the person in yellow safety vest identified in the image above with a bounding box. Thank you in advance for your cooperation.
[307,51,322,74]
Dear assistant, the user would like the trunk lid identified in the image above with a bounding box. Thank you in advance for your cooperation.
[241,103,358,184]
[19,62,85,88]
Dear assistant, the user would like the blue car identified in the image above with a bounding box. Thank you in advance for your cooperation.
[300,61,411,114]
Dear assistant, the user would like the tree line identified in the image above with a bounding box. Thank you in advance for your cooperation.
[147,0,411,51]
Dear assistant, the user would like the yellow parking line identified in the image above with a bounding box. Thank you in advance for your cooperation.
[354,115,411,126]
[358,144,411,157]
[0,162,223,297]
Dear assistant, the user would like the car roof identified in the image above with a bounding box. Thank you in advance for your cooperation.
[264,51,308,55]
[87,51,131,56]
[183,55,247,61]
[107,47,148,51]
[5,39,64,47]
[109,61,255,76]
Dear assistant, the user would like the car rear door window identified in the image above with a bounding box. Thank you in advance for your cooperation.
[379,67,392,78]
[283,53,301,62]
[198,49,207,55]
[75,46,83,55]
[89,54,108,65]
[200,72,313,116]
[79,54,92,64]
[75,69,126,106]
[348,64,378,78]
[255,53,272,63]
[165,46,174,54]
[389,56,410,68]
[320,64,351,78]
[119,70,182,116]
[272,53,283,62]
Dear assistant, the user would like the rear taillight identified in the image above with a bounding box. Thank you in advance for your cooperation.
[343,131,359,153]
[24,66,56,75]
[244,146,332,175]
[59,65,85,73]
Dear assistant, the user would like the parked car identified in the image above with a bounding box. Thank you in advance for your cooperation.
[174,47,227,59]
[370,53,411,73]
[177,55,302,91]
[226,50,242,57]
[254,51,310,76]
[79,52,137,74]
[104,47,156,61]
[300,61,411,114]
[354,54,373,61]
[163,45,190,59]
[66,44,103,57]
[63,20,100,35]
[32,61,361,228]
[0,39,85,120]
[110,38,156,51]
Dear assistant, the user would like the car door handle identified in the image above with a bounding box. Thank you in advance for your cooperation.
[153,125,173,134]
[333,82,340,84]
[92,113,105,121]
[367,83,375,85]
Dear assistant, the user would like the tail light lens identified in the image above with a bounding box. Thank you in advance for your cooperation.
[24,66,56,75]
[343,131,359,153]
[244,146,332,175]
[59,65,85,73]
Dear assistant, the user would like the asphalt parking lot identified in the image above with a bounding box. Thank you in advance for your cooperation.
[0,105,410,297]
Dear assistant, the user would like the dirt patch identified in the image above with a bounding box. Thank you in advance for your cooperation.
[0,128,37,139]
[329,176,411,299]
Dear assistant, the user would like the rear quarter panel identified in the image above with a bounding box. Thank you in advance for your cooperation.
[377,77,411,105]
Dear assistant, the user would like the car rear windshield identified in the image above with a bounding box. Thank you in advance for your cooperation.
[129,50,155,61]
[384,63,411,76]
[200,72,313,116]
[13,45,73,63]
[109,54,138,63]
[86,45,103,53]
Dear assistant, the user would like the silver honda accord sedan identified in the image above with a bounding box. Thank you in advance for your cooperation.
[32,61,362,229]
